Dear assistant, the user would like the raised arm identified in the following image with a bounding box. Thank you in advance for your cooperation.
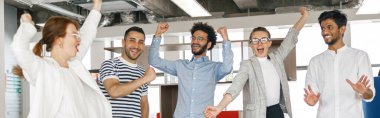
[275,7,309,60]
[293,7,310,31]
[11,13,40,84]
[216,27,233,80]
[76,0,102,60]
[148,22,178,76]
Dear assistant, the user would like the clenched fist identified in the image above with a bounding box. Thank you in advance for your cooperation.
[155,22,169,37]
[143,67,156,83]
[20,13,34,25]
[217,26,229,41]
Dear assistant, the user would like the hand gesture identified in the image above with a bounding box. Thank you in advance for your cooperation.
[143,67,156,83]
[155,22,169,37]
[299,7,309,16]
[204,106,222,118]
[217,26,229,41]
[304,85,320,106]
[20,13,34,25]
[346,75,370,95]
[92,0,102,12]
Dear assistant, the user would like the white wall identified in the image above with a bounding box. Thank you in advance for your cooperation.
[4,3,17,72]
[90,41,105,69]
[0,0,5,117]
[4,4,30,118]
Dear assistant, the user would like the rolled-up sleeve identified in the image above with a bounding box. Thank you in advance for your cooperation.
[148,36,178,76]
[216,40,234,81]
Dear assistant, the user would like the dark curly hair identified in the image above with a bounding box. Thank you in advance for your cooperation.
[318,10,347,28]
[190,22,217,50]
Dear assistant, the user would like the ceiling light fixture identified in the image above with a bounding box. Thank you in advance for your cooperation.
[171,0,211,17]
[356,0,380,14]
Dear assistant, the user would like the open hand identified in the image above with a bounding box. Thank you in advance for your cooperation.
[304,84,320,106]
[204,106,222,118]
[346,75,370,95]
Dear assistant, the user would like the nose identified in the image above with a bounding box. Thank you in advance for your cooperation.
[322,29,329,35]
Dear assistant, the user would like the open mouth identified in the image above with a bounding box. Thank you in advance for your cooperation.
[130,48,140,55]
[257,48,264,53]
[75,44,80,52]
[191,44,201,50]
[323,35,331,39]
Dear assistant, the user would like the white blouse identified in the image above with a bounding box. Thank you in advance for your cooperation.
[56,68,87,118]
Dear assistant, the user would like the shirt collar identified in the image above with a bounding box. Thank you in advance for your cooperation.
[190,56,209,62]
[327,45,348,55]
[119,56,138,67]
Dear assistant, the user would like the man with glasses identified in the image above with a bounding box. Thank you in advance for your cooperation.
[204,7,309,118]
[149,22,233,118]
[304,10,375,118]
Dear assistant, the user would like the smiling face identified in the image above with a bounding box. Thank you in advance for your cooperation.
[122,31,145,61]
[320,18,345,46]
[191,30,211,56]
[59,23,80,59]
[250,31,272,57]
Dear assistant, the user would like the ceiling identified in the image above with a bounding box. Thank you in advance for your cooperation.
[5,0,361,27]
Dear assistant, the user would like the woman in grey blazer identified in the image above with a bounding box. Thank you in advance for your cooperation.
[204,7,309,118]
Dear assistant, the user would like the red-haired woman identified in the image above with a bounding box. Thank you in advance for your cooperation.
[11,0,112,117]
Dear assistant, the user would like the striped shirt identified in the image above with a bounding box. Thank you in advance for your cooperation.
[99,57,148,118]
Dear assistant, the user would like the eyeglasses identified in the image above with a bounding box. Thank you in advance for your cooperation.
[71,32,80,41]
[249,37,270,45]
[191,36,206,42]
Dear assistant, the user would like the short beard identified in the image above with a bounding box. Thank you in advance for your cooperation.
[191,43,208,56]
[124,47,141,60]
[325,38,338,46]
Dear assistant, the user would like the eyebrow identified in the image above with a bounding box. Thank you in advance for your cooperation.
[129,37,145,41]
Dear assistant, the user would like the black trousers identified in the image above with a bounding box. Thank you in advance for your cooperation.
[266,104,284,118]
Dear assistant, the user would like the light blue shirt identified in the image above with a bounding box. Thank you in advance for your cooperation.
[149,36,233,118]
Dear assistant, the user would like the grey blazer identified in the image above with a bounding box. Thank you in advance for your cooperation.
[225,28,299,118]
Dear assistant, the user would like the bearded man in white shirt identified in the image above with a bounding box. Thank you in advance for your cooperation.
[303,10,375,118]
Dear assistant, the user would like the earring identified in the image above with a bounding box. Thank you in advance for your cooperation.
[60,43,63,48]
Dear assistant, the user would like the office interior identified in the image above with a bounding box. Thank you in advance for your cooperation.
[1,0,380,118]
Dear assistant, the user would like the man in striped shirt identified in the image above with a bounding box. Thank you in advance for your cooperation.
[99,26,156,118]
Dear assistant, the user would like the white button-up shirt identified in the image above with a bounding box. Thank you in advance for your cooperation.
[305,45,375,118]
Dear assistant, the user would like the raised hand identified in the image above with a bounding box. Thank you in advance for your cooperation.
[92,0,102,11]
[204,106,222,118]
[304,85,320,106]
[155,22,169,37]
[299,7,309,16]
[346,75,370,95]
[143,67,156,83]
[217,26,229,41]
[20,13,34,25]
